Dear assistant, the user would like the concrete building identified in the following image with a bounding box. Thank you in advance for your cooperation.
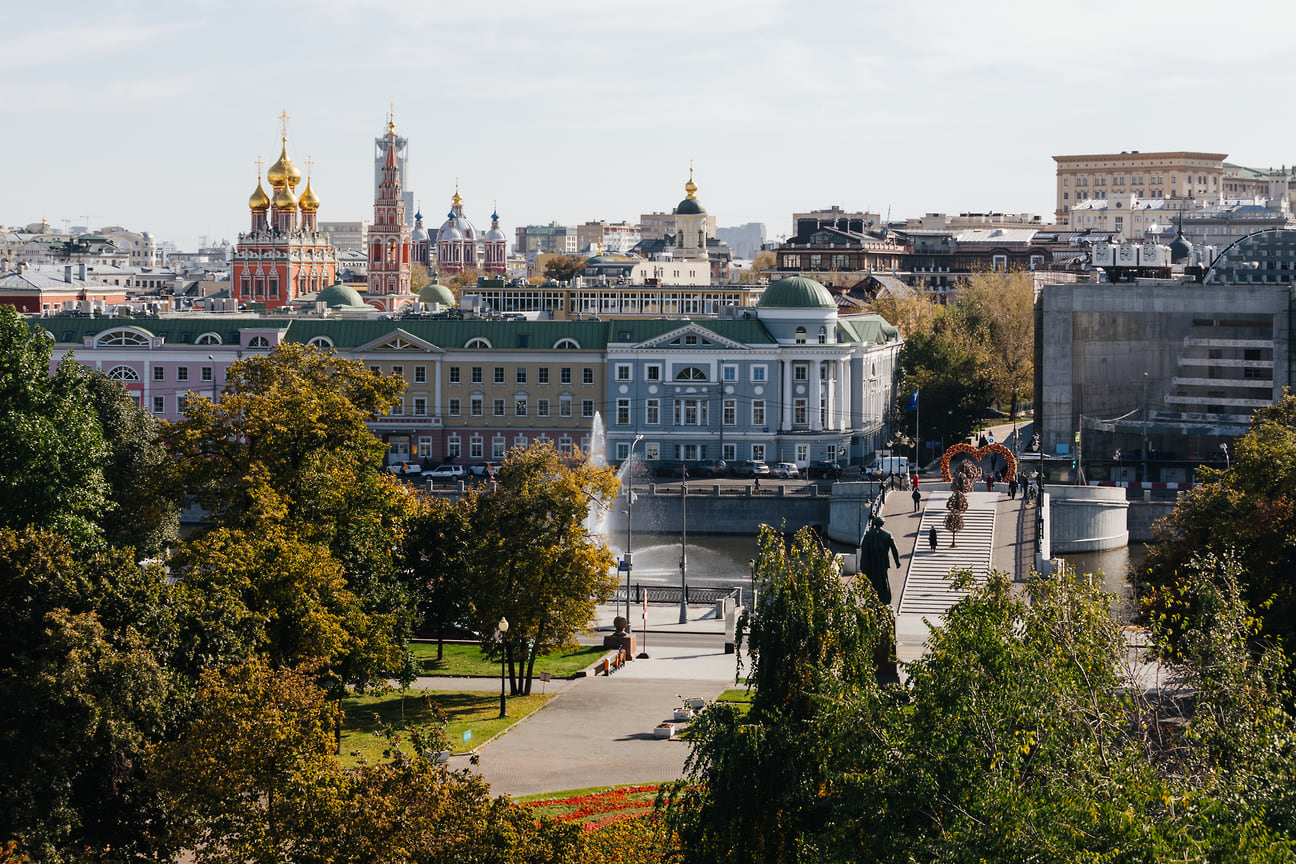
[1036,228,1296,483]
[576,221,641,255]
[716,222,766,260]
[1053,151,1230,225]
[318,221,370,255]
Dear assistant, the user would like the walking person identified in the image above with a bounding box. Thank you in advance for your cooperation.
[754,475,761,492]
[928,526,937,551]
[1008,477,1019,499]
[911,472,920,491]
[911,488,921,512]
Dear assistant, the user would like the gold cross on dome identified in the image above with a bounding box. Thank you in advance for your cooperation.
[278,109,291,139]
[305,154,315,177]
[255,154,263,176]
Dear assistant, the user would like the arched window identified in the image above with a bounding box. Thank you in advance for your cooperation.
[195,332,222,345]
[308,336,333,348]
[466,337,492,349]
[552,338,581,349]
[795,327,807,345]
[675,366,707,381]
[106,365,140,381]
[95,328,150,347]
[248,335,270,348]
[818,326,828,344]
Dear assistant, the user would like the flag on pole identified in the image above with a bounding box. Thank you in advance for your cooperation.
[904,389,919,413]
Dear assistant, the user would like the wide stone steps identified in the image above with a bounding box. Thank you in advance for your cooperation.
[897,491,997,617]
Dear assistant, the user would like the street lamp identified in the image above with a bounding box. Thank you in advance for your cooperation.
[679,465,689,625]
[748,557,757,611]
[207,354,217,404]
[496,617,509,719]
[624,434,644,621]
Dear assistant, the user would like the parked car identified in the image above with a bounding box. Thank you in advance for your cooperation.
[468,462,498,479]
[689,458,728,478]
[771,461,801,479]
[386,461,423,476]
[426,464,466,480]
[807,460,843,480]
[653,461,689,479]
[730,460,770,477]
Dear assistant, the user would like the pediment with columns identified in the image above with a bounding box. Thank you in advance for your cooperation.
[355,328,444,353]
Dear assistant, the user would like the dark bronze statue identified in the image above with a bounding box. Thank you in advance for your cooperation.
[860,516,901,605]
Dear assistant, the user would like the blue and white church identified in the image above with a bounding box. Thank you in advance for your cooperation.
[604,275,901,467]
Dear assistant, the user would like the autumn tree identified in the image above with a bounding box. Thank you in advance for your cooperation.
[896,325,994,454]
[869,288,939,339]
[543,255,587,283]
[738,250,777,284]
[952,269,1035,415]
[450,442,618,695]
[410,262,431,291]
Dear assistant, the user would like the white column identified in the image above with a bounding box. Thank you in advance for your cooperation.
[836,358,847,430]
[811,360,823,432]
[782,360,793,429]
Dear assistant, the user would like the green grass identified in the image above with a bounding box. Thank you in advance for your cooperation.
[716,688,754,703]
[409,641,607,678]
[340,689,553,767]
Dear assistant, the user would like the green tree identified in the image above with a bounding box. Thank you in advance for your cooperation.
[542,255,586,283]
[0,307,110,548]
[457,442,617,695]
[1140,391,1296,670]
[664,526,891,863]
[0,528,183,863]
[896,326,994,453]
[738,250,777,284]
[952,270,1035,415]
[84,370,180,557]
[401,495,474,661]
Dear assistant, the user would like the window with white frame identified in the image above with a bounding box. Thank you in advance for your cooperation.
[675,366,707,381]
[413,397,426,416]
[796,444,808,463]
[616,399,630,425]
[616,442,630,460]
[515,397,527,417]
[673,398,708,426]
[471,396,483,417]
[818,326,827,344]
[827,444,837,462]
[516,367,527,384]
[471,366,482,384]
[390,399,404,416]
[646,399,660,425]
[752,400,766,426]
[794,398,807,424]
[722,364,737,382]
[751,365,766,383]
[795,327,807,344]
[177,367,189,381]
[559,436,573,456]
[449,398,461,416]
[493,437,506,459]
[493,399,505,417]
[722,443,736,461]
[152,395,165,414]
[514,434,528,450]
[494,367,505,385]
[794,364,808,381]
[752,444,765,460]
[615,364,632,382]
[201,366,213,382]
[470,437,483,458]
[415,365,426,383]
[152,367,164,381]
[560,367,572,384]
[723,399,736,426]
[419,437,434,457]
[538,367,549,385]
[645,443,659,460]
[582,367,594,385]
[447,436,461,458]
[537,399,550,417]
[581,400,594,418]
[645,364,661,382]
[560,397,572,418]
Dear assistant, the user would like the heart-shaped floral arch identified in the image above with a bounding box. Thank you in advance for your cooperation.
[940,442,1017,483]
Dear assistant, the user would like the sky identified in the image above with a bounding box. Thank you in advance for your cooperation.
[7,0,1296,254]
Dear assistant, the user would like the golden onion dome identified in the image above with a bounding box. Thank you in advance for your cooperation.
[267,139,301,189]
[274,180,296,210]
[299,176,320,212]
[249,178,270,211]
[684,167,698,200]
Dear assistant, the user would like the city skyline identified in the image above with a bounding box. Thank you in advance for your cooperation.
[7,0,1296,252]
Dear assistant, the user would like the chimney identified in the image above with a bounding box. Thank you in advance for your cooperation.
[78,262,86,281]
[65,265,73,283]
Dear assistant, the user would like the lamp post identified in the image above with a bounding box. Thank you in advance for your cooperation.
[207,354,217,404]
[1142,372,1149,483]
[748,557,757,611]
[679,466,689,625]
[624,434,643,621]
[496,617,509,719]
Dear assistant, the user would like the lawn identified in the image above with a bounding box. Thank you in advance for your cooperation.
[409,640,606,678]
[340,689,553,767]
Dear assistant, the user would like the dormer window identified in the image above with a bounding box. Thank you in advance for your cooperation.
[795,326,807,344]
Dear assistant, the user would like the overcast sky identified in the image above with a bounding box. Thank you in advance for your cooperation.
[7,0,1296,253]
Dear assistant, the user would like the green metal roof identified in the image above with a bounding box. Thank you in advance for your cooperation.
[836,314,901,346]
[604,318,775,345]
[758,275,835,309]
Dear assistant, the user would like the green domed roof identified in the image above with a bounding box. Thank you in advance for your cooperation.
[418,281,456,307]
[758,275,835,309]
[316,283,367,308]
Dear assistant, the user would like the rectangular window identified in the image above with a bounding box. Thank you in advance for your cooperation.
[673,398,708,426]
[493,437,507,459]
[616,442,630,460]
[153,367,165,381]
[449,398,461,417]
[415,365,426,384]
[538,367,550,385]
[152,396,165,414]
[645,364,661,382]
[177,367,189,381]
[493,399,505,417]
[515,398,527,417]
[794,398,808,425]
[561,367,572,385]
[390,399,404,416]
[419,437,433,458]
[722,365,737,382]
[471,397,483,417]
[392,365,404,379]
[449,366,460,384]
[583,367,594,385]
[722,443,736,461]
[645,443,660,461]
[413,397,426,416]
[471,366,483,384]
[616,398,630,425]
[723,399,736,426]
[794,364,808,381]
[582,400,594,418]
[752,444,765,461]
[616,364,632,382]
[560,398,573,418]
[470,438,483,459]
[201,367,213,382]
[646,399,660,425]
[752,400,766,426]
[751,365,766,383]
[516,367,527,385]
[447,437,461,458]
[494,367,505,385]
[537,399,550,418]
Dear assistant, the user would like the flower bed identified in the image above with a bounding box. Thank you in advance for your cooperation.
[528,784,660,833]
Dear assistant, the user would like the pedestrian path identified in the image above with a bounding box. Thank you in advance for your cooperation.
[897,491,997,617]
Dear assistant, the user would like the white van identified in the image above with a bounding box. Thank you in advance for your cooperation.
[876,456,910,476]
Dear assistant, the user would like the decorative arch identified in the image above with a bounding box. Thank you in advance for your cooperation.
[195,332,222,345]
[675,366,707,381]
[552,338,581,349]
[106,365,140,381]
[247,335,271,348]
[940,442,1017,483]
[465,337,492,349]
[95,328,150,347]
[307,336,334,348]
